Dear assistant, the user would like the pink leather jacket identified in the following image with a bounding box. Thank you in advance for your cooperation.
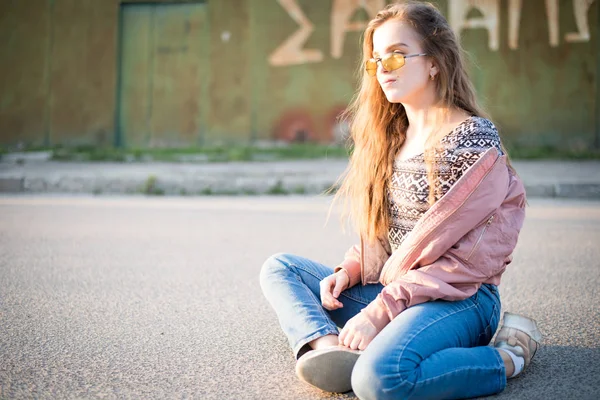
[335,147,526,332]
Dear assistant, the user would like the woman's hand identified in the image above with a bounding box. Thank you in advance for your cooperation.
[319,270,350,310]
[338,313,378,350]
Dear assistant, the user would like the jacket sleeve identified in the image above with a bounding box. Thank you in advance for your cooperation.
[360,252,489,332]
[334,244,362,288]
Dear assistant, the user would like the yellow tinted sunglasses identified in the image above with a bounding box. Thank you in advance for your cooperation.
[365,52,428,76]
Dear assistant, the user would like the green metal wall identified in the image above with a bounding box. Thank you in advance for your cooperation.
[206,0,252,144]
[0,0,118,148]
[117,2,209,147]
[456,0,598,150]
[0,0,51,146]
[247,0,598,149]
[0,0,598,151]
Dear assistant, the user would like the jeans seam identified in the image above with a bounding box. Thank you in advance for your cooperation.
[395,302,478,380]
[478,294,501,344]
[292,263,374,305]
[290,262,328,283]
[492,341,508,390]
[417,365,501,384]
[339,291,372,305]
[287,262,339,333]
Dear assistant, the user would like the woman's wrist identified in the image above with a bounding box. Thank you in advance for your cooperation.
[337,268,351,291]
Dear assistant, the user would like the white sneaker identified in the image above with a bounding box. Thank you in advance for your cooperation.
[295,346,361,393]
[494,312,542,371]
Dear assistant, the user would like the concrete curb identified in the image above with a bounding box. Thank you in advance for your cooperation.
[0,175,336,196]
[1,159,599,199]
[524,183,600,199]
[1,176,600,199]
[555,183,600,199]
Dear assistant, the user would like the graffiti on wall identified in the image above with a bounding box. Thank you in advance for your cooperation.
[558,0,595,44]
[450,0,596,49]
[268,0,324,66]
[330,0,385,58]
[269,0,384,66]
[269,0,596,66]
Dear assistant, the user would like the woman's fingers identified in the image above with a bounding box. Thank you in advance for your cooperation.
[358,338,368,351]
[320,276,343,310]
[341,327,354,347]
[338,328,347,345]
[323,300,342,310]
[324,296,343,310]
[340,331,349,347]
[340,329,362,350]
[332,275,347,298]
[350,335,362,350]
[339,315,376,351]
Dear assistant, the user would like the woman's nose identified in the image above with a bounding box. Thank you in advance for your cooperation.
[378,62,390,74]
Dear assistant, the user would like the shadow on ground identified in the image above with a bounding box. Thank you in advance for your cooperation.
[256,341,599,400]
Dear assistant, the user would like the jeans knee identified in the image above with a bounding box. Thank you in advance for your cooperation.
[352,354,414,400]
[351,355,388,400]
[259,252,294,288]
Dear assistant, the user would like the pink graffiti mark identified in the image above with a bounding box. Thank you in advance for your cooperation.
[273,110,316,143]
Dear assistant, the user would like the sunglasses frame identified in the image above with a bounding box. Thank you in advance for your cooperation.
[365,52,428,76]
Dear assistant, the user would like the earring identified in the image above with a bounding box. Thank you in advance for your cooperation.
[430,74,435,81]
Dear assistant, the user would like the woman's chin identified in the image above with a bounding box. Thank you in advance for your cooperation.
[381,86,404,102]
[384,92,404,103]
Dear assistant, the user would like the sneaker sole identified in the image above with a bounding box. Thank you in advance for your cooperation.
[295,347,361,393]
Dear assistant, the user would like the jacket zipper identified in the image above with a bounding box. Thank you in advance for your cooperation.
[466,214,495,261]
[360,239,365,285]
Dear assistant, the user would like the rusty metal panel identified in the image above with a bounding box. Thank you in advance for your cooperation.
[151,3,208,146]
[49,0,118,146]
[205,1,251,144]
[118,2,208,148]
[118,4,153,148]
[0,0,52,148]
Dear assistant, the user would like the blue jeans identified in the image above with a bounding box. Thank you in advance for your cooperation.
[260,253,506,400]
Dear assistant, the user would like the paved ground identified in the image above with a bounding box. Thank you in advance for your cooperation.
[1,156,599,199]
[0,195,599,399]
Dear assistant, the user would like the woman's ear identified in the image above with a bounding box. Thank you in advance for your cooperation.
[429,62,439,79]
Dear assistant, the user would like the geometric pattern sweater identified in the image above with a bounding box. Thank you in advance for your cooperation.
[387,116,504,252]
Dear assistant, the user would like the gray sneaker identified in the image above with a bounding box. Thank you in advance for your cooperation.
[295,346,361,393]
[494,312,542,370]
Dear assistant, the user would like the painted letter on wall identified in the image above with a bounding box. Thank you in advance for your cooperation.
[448,0,501,51]
[565,0,595,42]
[330,0,384,59]
[269,0,596,66]
[545,0,560,46]
[268,0,323,66]
[508,0,522,49]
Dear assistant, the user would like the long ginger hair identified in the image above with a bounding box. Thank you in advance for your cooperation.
[332,1,512,244]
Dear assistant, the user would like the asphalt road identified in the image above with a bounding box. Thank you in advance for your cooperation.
[1,195,599,400]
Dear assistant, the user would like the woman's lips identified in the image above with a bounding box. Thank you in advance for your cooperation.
[381,79,396,85]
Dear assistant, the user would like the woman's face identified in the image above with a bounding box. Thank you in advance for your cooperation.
[371,20,435,104]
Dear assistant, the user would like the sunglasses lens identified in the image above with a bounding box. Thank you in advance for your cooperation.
[382,54,404,71]
[365,60,377,76]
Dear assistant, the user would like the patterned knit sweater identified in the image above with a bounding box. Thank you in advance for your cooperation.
[387,116,504,252]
